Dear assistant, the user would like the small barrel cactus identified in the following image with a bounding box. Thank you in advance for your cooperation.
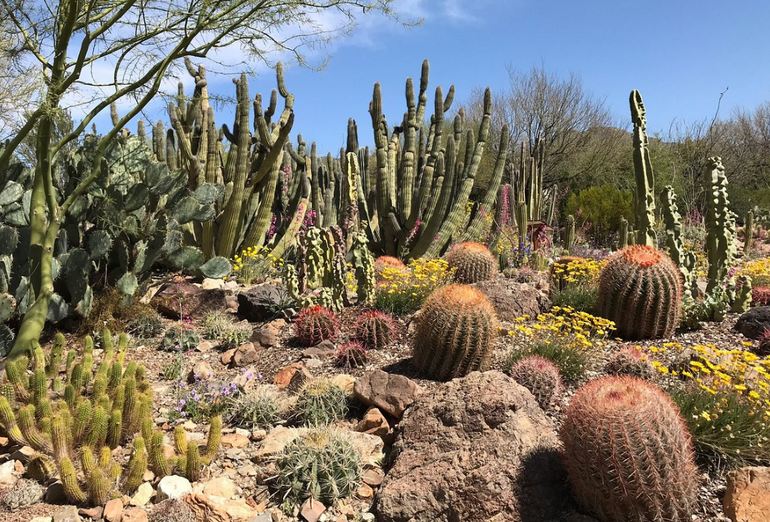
[598,245,682,340]
[412,284,498,381]
[353,310,396,350]
[752,285,770,306]
[335,342,368,369]
[560,376,698,522]
[445,241,498,284]
[293,306,339,347]
[295,379,349,426]
[604,346,654,380]
[757,328,770,357]
[508,355,562,410]
[374,255,407,280]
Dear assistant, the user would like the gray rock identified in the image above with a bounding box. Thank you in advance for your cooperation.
[156,475,192,501]
[354,370,421,419]
[238,284,292,322]
[736,306,770,339]
[0,477,45,511]
[52,506,82,522]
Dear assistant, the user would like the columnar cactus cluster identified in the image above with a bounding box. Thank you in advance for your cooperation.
[445,242,499,284]
[660,186,697,299]
[560,376,699,521]
[704,157,739,295]
[598,246,682,340]
[629,90,657,247]
[412,284,498,381]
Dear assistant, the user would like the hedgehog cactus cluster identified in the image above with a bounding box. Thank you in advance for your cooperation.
[412,284,498,381]
[598,245,682,340]
[508,355,562,410]
[147,416,222,483]
[560,376,699,522]
[445,242,499,284]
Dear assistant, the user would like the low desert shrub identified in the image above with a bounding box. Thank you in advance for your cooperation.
[551,285,598,313]
[160,326,200,352]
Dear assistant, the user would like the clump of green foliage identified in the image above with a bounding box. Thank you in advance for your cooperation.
[201,311,251,348]
[565,184,633,245]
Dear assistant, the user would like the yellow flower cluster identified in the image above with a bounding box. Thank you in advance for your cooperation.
[740,257,770,286]
[551,257,605,287]
[232,245,283,285]
[647,341,770,418]
[375,258,455,314]
[508,306,615,350]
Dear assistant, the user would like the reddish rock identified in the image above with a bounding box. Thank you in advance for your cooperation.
[103,498,124,522]
[122,507,149,522]
[300,498,326,522]
[362,468,385,487]
[253,320,285,347]
[232,342,260,367]
[274,363,304,389]
[220,348,236,366]
[724,466,770,522]
[353,370,421,419]
[221,433,250,449]
[152,281,228,320]
[356,407,390,438]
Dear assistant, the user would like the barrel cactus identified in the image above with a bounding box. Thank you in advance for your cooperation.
[293,306,339,347]
[508,355,562,409]
[374,256,407,280]
[353,310,396,350]
[598,245,682,339]
[603,346,654,380]
[335,341,368,369]
[412,284,498,381]
[560,376,698,522]
[445,242,498,284]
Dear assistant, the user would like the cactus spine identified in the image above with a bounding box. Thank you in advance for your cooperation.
[412,284,498,380]
[598,246,682,340]
[629,90,657,247]
[560,376,698,521]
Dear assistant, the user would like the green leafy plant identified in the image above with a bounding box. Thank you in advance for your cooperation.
[160,326,200,352]
[551,285,598,314]
[162,354,185,381]
[565,184,633,245]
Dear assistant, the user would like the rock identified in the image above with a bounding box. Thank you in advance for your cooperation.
[302,340,336,359]
[347,431,385,467]
[736,307,770,340]
[362,468,385,487]
[182,493,230,522]
[203,477,239,499]
[222,432,250,449]
[249,513,273,522]
[0,459,18,486]
[220,348,236,366]
[10,445,36,463]
[53,506,82,522]
[103,498,124,522]
[256,426,301,458]
[188,361,215,382]
[152,281,228,320]
[331,374,356,394]
[724,466,770,522]
[122,508,149,522]
[274,362,305,389]
[287,366,314,393]
[300,498,326,522]
[357,483,374,499]
[356,407,390,437]
[253,319,285,347]
[45,481,68,504]
[79,506,103,519]
[30,517,53,522]
[473,278,548,321]
[201,278,225,290]
[238,284,290,322]
[156,475,192,501]
[354,370,421,419]
[0,477,45,511]
[130,482,154,506]
[375,371,570,522]
[196,340,216,352]
[148,499,196,522]
[232,342,261,367]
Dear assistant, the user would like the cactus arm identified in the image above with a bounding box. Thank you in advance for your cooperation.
[629,90,657,247]
[463,125,510,241]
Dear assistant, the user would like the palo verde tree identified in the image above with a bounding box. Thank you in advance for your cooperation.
[0,0,397,359]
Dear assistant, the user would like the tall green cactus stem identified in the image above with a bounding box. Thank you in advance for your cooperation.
[146,415,221,480]
[351,231,375,306]
[516,199,528,259]
[732,275,752,313]
[744,209,754,254]
[704,157,738,294]
[412,284,498,381]
[598,246,682,340]
[564,215,575,252]
[560,376,698,521]
[59,456,88,504]
[660,186,697,299]
[629,90,657,247]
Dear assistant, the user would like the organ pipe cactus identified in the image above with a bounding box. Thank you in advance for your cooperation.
[629,90,657,247]
[412,284,498,380]
[598,246,682,340]
[564,215,575,251]
[560,376,698,521]
[660,186,697,299]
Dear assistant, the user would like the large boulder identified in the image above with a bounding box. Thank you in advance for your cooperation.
[152,281,228,320]
[375,371,570,522]
[723,466,770,522]
[735,306,770,340]
[237,284,291,322]
[354,370,421,419]
[473,279,549,322]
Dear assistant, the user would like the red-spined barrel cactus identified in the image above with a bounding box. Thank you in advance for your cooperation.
[560,376,698,522]
[598,245,682,339]
[752,285,770,306]
[603,346,654,380]
[445,242,498,284]
[353,310,396,350]
[508,355,562,409]
[293,306,339,346]
[335,341,368,369]
[412,284,498,381]
[758,328,770,356]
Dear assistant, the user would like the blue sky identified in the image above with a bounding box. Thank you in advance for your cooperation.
[114,0,770,153]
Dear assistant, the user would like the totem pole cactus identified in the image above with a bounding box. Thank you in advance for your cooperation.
[619,216,628,249]
[351,231,375,306]
[629,90,657,247]
[704,157,738,295]
[660,186,697,299]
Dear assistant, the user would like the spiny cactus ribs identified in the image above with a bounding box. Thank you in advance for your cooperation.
[598,245,682,340]
[335,341,368,369]
[508,355,562,409]
[412,284,498,381]
[353,310,396,350]
[752,285,770,306]
[560,376,698,522]
[604,346,655,380]
[445,242,498,284]
[374,256,407,280]
[293,305,339,346]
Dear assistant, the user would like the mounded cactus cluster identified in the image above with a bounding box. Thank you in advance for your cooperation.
[353,310,396,350]
[603,346,654,380]
[560,376,699,522]
[445,241,499,284]
[508,355,562,410]
[412,284,498,381]
[293,306,339,346]
[598,245,682,340]
[0,330,220,506]
[148,416,222,483]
